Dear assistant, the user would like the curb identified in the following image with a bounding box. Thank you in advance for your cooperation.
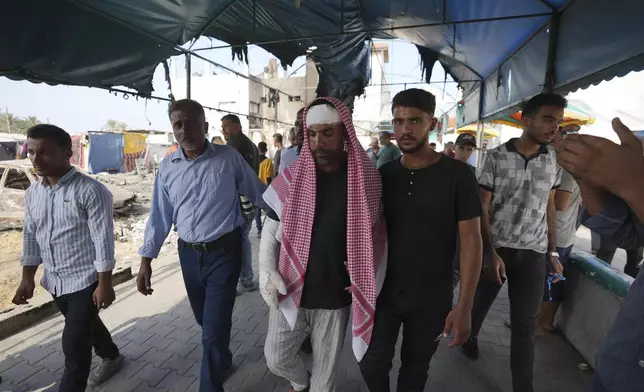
[0,266,133,341]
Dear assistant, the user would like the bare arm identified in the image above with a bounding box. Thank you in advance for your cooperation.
[620,176,644,224]
[479,189,495,258]
[457,217,482,311]
[554,189,572,211]
[547,190,557,252]
[579,181,610,217]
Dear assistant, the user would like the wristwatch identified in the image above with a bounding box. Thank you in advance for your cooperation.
[549,251,560,258]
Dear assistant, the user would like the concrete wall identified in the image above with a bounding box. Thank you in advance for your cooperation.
[556,251,633,368]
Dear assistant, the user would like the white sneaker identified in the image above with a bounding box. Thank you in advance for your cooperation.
[88,355,124,386]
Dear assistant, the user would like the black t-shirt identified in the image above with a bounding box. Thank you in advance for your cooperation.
[301,165,351,310]
[379,156,482,304]
[227,133,260,174]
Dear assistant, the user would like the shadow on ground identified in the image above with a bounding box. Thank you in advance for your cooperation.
[0,256,593,392]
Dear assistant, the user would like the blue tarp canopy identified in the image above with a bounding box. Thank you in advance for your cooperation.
[2,0,643,123]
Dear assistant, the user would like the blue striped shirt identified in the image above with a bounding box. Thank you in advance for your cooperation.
[139,141,268,259]
[21,167,115,296]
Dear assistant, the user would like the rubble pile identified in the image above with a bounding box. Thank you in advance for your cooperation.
[114,217,179,254]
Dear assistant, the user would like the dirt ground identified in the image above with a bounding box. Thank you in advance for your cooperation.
[0,172,159,311]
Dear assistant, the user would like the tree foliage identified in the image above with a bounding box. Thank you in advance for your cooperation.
[102,119,128,132]
[0,109,42,135]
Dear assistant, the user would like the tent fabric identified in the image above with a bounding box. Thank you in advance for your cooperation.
[87,133,124,174]
[3,0,644,118]
[70,135,87,170]
[123,133,147,154]
[123,133,148,172]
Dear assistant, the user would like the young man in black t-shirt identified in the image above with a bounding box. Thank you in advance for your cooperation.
[359,89,483,392]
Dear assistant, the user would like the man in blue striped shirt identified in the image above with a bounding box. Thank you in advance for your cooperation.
[13,124,122,391]
[137,99,268,392]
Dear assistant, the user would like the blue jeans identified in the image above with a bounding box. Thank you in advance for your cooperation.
[240,217,254,285]
[178,234,242,392]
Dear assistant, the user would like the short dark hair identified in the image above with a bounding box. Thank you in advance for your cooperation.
[429,142,436,147]
[446,141,454,146]
[221,114,241,124]
[392,88,437,116]
[521,93,567,118]
[27,124,72,150]
[258,141,268,153]
[168,99,205,118]
[379,131,390,139]
[273,133,283,143]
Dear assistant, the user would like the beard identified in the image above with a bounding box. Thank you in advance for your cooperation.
[398,133,429,154]
[312,148,341,166]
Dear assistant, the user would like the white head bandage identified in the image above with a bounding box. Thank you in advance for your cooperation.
[306,104,342,126]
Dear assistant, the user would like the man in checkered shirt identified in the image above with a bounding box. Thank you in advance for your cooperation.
[461,93,565,392]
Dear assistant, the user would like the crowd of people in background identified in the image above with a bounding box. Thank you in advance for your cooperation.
[11,88,644,392]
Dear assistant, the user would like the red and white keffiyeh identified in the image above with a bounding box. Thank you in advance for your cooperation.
[263,97,387,361]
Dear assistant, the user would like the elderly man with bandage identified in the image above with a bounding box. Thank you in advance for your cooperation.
[259,98,388,392]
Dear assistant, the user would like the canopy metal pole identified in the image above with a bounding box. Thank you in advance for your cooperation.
[186,54,192,99]
[543,12,561,92]
[475,84,485,167]
[193,12,553,51]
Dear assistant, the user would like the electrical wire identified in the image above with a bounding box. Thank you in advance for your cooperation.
[104,87,295,127]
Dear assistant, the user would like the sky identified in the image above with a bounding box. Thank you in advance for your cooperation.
[0,38,458,134]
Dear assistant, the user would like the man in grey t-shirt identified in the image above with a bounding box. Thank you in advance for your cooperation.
[376,131,401,168]
[538,165,580,333]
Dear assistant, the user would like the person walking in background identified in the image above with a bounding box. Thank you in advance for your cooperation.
[13,124,123,391]
[165,141,179,157]
[376,131,401,168]
[454,133,477,173]
[366,137,380,167]
[256,141,274,236]
[359,89,482,392]
[442,141,456,158]
[557,117,644,392]
[272,133,284,179]
[137,100,268,392]
[279,108,305,174]
[462,93,565,392]
[537,124,582,335]
[260,98,387,392]
[221,114,261,296]
[429,142,437,151]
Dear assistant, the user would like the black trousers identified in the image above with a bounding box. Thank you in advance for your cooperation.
[596,240,643,279]
[359,291,452,392]
[52,282,119,392]
[470,247,546,392]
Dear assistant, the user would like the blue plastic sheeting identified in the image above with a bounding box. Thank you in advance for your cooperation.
[3,0,644,119]
[87,133,124,174]
[460,0,644,125]
[481,25,550,120]
[459,84,482,126]
[0,0,180,96]
[554,0,644,92]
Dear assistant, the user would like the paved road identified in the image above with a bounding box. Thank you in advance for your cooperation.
[0,233,593,392]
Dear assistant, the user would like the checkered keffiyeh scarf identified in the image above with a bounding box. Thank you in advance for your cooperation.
[263,97,387,361]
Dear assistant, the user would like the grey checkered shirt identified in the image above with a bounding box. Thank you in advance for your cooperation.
[477,139,561,254]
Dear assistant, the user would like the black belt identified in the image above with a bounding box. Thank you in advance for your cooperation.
[179,227,241,252]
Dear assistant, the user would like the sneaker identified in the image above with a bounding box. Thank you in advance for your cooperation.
[236,281,259,296]
[88,355,124,386]
[461,337,480,360]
